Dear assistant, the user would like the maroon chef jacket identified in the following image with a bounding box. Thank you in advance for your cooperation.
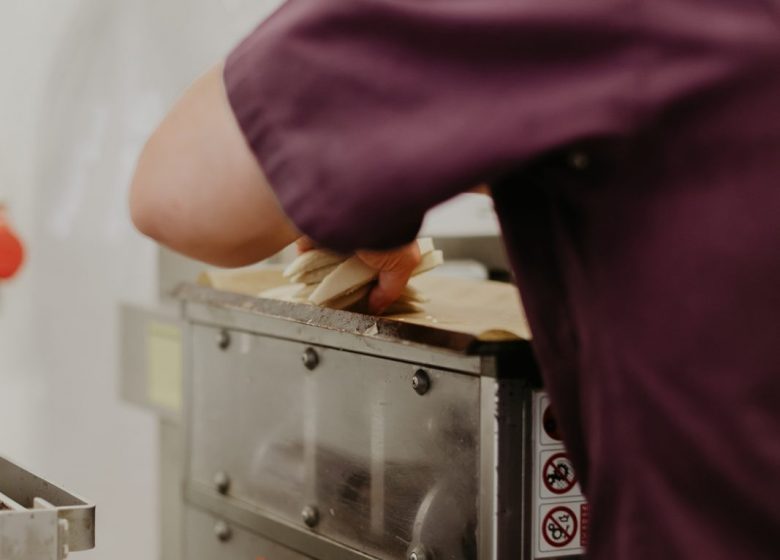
[223,1,780,558]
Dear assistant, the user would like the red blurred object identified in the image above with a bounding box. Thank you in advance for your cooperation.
[0,206,25,280]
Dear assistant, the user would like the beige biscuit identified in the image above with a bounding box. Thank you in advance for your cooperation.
[259,283,308,301]
[401,285,428,303]
[283,249,344,279]
[289,263,339,284]
[293,284,316,299]
[324,284,372,310]
[416,237,435,255]
[411,249,444,276]
[309,255,377,305]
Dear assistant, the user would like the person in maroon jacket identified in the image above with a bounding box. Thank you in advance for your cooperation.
[130,1,780,558]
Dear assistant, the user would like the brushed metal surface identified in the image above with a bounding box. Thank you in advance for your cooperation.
[187,325,480,559]
[176,283,526,362]
[183,505,313,560]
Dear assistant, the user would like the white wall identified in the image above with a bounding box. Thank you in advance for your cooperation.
[0,1,280,558]
[0,1,497,558]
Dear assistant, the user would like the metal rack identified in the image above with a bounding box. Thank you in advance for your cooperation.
[0,456,95,560]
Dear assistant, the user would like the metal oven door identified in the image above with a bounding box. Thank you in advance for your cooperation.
[186,324,481,560]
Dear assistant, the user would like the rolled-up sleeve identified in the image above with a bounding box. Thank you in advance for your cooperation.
[224,0,639,251]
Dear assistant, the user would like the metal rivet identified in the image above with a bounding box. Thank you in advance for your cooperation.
[568,151,590,171]
[214,471,231,495]
[217,329,231,350]
[301,505,320,528]
[214,521,232,542]
[412,369,431,395]
[302,347,319,370]
[409,546,429,560]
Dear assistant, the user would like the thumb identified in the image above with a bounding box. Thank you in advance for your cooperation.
[295,236,316,254]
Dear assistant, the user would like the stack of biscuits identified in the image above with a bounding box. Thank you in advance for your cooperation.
[265,238,443,314]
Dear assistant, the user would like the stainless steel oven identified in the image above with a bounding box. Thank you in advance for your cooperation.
[174,282,586,560]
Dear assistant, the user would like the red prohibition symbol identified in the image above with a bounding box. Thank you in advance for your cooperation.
[543,452,577,494]
[543,506,578,548]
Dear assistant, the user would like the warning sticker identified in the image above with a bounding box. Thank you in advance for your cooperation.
[532,391,588,557]
[543,506,578,548]
[542,452,578,495]
[538,394,562,446]
[536,501,586,555]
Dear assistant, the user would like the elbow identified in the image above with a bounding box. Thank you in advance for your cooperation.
[129,183,158,243]
[129,136,177,246]
[129,155,162,242]
[128,144,266,268]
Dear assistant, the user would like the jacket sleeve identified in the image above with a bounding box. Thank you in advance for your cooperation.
[224,0,639,251]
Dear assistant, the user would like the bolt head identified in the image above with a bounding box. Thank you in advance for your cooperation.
[412,369,431,395]
[217,329,231,350]
[301,504,320,528]
[408,546,429,560]
[213,471,231,495]
[302,347,319,370]
[214,521,232,542]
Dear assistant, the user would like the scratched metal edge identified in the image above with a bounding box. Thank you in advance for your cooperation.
[0,455,96,551]
[185,482,375,560]
[173,283,530,357]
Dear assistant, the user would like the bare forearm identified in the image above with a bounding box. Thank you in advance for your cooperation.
[129,63,299,267]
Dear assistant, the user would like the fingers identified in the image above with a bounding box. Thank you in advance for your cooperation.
[358,242,421,314]
[291,239,422,314]
[368,268,413,314]
[469,183,491,195]
[295,236,316,254]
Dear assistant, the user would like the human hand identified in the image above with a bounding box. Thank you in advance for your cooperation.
[295,237,421,314]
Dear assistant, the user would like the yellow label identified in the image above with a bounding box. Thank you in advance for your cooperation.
[147,322,182,412]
